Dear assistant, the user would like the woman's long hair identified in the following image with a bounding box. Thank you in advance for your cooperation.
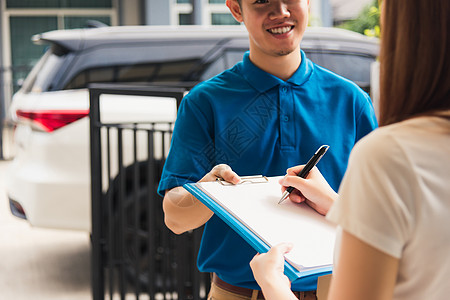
[379,0,450,126]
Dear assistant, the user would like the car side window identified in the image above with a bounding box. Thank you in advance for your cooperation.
[302,51,321,65]
[59,40,222,90]
[23,50,66,93]
[64,59,202,90]
[200,49,246,81]
[318,52,375,92]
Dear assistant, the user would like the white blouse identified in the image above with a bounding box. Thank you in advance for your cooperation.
[327,115,450,300]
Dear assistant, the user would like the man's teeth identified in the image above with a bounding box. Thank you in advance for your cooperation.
[269,26,292,34]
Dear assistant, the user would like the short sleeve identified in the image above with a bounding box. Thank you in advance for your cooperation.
[157,92,214,196]
[355,94,378,143]
[326,130,415,258]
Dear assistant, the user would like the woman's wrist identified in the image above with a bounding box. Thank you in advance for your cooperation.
[259,276,298,300]
[306,190,338,215]
[323,191,339,213]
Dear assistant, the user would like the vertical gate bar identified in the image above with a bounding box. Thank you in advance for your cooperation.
[184,233,191,299]
[204,271,211,299]
[193,229,203,300]
[117,128,126,299]
[187,232,196,300]
[133,125,141,299]
[165,127,183,300]
[146,128,156,298]
[106,127,115,300]
[89,88,104,300]
[203,229,211,299]
[174,230,181,299]
[174,133,185,300]
[160,129,169,299]
[192,230,199,300]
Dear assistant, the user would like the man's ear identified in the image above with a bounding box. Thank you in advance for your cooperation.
[226,0,244,23]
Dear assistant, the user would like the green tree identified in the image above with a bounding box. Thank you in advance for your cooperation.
[339,0,380,37]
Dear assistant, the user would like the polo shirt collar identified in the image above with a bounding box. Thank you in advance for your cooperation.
[240,50,313,93]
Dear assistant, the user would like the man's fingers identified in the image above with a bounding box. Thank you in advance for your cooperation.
[211,164,241,184]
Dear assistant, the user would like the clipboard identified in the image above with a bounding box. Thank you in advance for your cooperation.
[183,176,336,282]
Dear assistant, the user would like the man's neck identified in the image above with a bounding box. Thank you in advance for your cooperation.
[249,49,301,81]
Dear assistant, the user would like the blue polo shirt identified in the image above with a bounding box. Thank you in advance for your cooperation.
[158,50,378,291]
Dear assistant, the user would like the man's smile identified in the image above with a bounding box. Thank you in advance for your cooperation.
[267,25,294,35]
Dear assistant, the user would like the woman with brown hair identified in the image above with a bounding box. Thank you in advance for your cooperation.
[250,0,450,299]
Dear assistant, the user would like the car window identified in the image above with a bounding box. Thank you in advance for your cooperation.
[64,58,202,89]
[200,49,246,81]
[57,41,223,90]
[22,48,66,93]
[318,52,375,92]
[303,51,321,65]
[24,35,377,93]
[200,49,329,82]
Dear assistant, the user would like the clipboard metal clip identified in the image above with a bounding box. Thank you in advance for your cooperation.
[216,175,268,186]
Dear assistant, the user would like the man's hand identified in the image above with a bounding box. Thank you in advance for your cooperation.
[201,164,241,184]
[163,164,240,234]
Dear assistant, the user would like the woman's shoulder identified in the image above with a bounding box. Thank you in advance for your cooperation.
[351,116,449,168]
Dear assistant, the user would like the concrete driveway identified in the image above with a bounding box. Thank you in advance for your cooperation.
[0,160,91,300]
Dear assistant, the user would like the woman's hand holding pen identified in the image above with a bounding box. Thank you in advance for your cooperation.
[279,166,338,215]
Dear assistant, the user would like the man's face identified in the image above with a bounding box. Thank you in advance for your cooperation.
[228,0,309,58]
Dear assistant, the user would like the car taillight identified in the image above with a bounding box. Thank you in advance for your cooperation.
[16,109,89,132]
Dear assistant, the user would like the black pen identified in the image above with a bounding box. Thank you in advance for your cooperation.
[278,145,330,204]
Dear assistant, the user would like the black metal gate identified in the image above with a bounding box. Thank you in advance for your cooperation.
[89,84,210,300]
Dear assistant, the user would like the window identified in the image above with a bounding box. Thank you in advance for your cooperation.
[7,0,112,8]
[211,13,239,25]
[174,0,238,26]
[64,16,111,29]
[64,59,202,90]
[178,13,193,25]
[319,52,375,92]
[201,49,246,81]
[9,16,58,93]
[6,1,116,94]
[22,46,67,93]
